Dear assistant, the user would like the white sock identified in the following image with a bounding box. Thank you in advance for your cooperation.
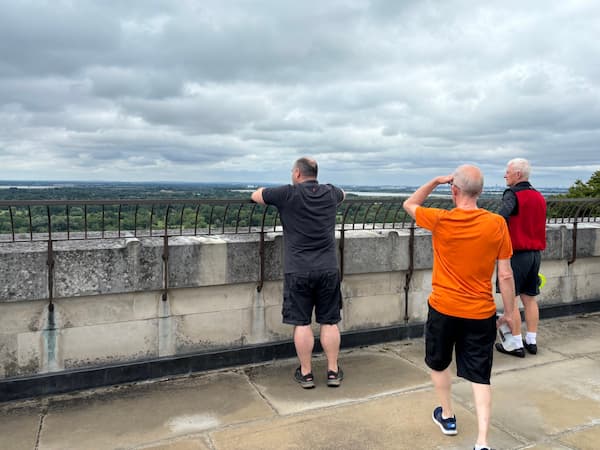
[526,332,537,345]
[474,445,488,450]
[512,334,524,348]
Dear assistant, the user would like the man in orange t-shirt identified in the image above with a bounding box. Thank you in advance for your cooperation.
[403,164,515,450]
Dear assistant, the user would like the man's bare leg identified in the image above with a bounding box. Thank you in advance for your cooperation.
[431,368,454,418]
[521,294,539,334]
[294,325,314,374]
[472,382,492,449]
[320,324,340,372]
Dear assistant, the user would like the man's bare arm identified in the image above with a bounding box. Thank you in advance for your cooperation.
[251,187,266,205]
[497,258,516,331]
[403,175,453,219]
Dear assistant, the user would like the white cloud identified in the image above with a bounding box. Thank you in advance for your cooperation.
[0,0,599,187]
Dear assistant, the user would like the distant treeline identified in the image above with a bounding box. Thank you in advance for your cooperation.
[0,183,255,201]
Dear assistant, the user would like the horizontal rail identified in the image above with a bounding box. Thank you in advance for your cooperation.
[0,197,598,243]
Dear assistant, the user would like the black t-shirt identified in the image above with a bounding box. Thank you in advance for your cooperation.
[262,180,344,274]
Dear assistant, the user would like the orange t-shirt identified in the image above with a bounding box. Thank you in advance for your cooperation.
[416,207,513,319]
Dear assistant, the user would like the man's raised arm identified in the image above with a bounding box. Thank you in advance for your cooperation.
[403,175,453,219]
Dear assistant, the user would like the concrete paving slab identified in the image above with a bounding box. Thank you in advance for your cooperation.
[38,372,274,450]
[380,337,431,373]
[210,389,522,450]
[558,423,600,449]
[517,443,571,449]
[0,404,41,450]
[247,350,430,415]
[540,314,600,355]
[139,437,212,450]
[453,357,600,445]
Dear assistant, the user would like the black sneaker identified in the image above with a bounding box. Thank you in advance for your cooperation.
[474,447,495,450]
[524,342,538,354]
[326,367,344,387]
[495,342,525,358]
[432,406,457,435]
[294,367,315,389]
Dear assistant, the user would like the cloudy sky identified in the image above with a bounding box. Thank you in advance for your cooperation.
[1,1,599,188]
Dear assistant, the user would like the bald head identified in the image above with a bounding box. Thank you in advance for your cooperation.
[453,164,484,198]
[294,157,318,178]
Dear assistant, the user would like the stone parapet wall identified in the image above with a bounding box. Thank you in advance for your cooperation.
[1,224,599,380]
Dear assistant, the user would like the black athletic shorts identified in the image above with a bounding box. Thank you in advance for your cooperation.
[425,305,496,385]
[283,270,342,325]
[511,250,542,296]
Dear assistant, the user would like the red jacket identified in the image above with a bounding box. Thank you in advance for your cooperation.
[508,188,547,251]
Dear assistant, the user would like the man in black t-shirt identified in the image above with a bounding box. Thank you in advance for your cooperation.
[251,157,345,389]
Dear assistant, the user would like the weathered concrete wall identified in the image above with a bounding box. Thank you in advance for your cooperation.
[1,224,599,379]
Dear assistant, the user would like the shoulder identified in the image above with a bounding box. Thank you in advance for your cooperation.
[512,182,533,193]
[327,183,345,197]
[486,211,510,232]
[502,187,516,198]
[489,210,507,224]
[264,184,293,195]
[416,206,445,223]
[262,184,293,204]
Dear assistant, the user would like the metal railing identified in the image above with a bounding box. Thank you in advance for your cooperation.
[0,198,408,242]
[1,197,599,306]
[1,197,598,243]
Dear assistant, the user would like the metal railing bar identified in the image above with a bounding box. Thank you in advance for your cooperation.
[194,204,200,235]
[116,204,121,237]
[179,205,186,235]
[222,203,230,234]
[1,197,599,244]
[150,205,155,237]
[8,206,15,242]
[208,205,215,235]
[134,204,139,237]
[28,206,33,241]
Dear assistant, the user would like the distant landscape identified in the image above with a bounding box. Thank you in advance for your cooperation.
[0,180,569,201]
[0,181,583,237]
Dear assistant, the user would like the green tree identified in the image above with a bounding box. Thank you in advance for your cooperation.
[566,170,600,198]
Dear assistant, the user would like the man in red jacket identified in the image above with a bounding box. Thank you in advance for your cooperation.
[496,158,547,357]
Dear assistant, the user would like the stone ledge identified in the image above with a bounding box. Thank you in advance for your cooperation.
[2,226,597,302]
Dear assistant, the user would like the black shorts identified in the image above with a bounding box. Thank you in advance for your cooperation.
[425,305,496,385]
[511,250,542,296]
[283,270,342,325]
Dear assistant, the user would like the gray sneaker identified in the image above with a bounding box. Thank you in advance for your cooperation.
[326,367,343,387]
[294,367,315,389]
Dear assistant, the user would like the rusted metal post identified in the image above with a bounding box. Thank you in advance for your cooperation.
[47,206,55,312]
[403,223,415,322]
[257,231,265,292]
[162,206,170,301]
[568,221,578,265]
[339,228,345,281]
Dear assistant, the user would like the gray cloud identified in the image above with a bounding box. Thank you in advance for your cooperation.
[1,0,599,187]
